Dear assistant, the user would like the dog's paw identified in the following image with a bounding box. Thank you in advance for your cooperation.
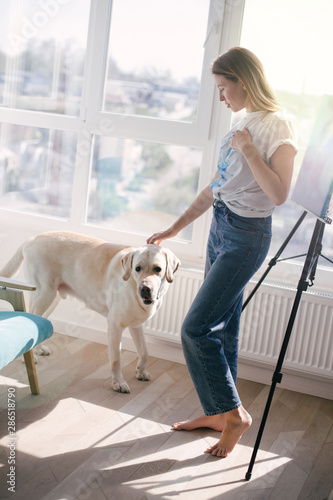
[112,380,131,393]
[36,344,51,356]
[21,355,39,364]
[136,369,151,381]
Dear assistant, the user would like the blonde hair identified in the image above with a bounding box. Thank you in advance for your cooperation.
[211,47,279,113]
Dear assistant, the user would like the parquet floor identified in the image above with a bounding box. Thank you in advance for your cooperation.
[0,333,332,500]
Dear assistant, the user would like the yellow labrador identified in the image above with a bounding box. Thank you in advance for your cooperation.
[0,231,180,393]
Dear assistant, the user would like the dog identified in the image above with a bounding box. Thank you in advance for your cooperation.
[0,231,180,393]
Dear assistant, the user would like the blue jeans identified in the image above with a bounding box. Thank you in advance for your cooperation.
[181,200,272,415]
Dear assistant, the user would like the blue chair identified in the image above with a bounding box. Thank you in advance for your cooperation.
[0,277,53,394]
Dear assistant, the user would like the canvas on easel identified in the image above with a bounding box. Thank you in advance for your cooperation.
[292,94,333,223]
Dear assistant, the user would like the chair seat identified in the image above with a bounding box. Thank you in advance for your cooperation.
[0,311,53,370]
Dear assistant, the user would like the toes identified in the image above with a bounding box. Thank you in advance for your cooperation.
[206,445,216,454]
[172,422,183,430]
[136,369,151,381]
[214,448,227,458]
[36,344,51,356]
[112,381,130,393]
[206,444,227,458]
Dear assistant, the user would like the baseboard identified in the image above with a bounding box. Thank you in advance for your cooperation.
[237,356,333,400]
[51,319,333,400]
[50,319,186,365]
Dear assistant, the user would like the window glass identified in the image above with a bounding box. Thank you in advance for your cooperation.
[240,0,333,267]
[104,0,210,121]
[0,124,77,218]
[0,0,90,115]
[87,136,202,240]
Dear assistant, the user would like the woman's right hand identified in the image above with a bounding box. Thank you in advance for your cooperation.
[146,226,178,245]
[147,181,215,246]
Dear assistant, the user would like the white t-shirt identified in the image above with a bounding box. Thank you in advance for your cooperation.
[211,110,298,217]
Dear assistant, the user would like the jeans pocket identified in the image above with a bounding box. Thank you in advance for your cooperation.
[226,212,257,234]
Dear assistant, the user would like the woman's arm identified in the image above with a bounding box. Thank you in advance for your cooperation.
[231,128,296,206]
[147,172,218,245]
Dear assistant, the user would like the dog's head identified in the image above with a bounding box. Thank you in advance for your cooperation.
[121,244,180,306]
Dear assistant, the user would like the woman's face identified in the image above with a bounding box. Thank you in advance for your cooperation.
[213,74,253,112]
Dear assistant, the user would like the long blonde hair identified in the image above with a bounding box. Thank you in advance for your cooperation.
[212,47,279,112]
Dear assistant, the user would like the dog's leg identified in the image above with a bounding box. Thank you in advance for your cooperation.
[107,319,130,393]
[40,293,61,319]
[28,287,58,317]
[28,288,59,358]
[128,325,151,382]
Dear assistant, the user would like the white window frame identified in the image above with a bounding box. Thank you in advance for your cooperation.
[0,0,244,264]
[78,0,245,263]
[1,0,244,265]
[1,0,331,292]
[84,0,222,146]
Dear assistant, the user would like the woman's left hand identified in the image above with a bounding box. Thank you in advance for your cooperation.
[230,127,253,154]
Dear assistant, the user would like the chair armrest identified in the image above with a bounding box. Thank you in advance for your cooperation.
[0,276,36,312]
[0,276,36,291]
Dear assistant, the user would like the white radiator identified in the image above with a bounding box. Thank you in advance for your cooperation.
[145,267,333,381]
[239,282,333,378]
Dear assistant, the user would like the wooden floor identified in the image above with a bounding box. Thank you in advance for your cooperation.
[0,333,332,500]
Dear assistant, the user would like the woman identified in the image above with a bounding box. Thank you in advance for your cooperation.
[147,47,297,458]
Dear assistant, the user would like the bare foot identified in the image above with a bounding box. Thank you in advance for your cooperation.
[172,413,226,432]
[206,406,252,458]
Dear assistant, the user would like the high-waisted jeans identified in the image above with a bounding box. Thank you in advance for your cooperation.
[181,200,272,415]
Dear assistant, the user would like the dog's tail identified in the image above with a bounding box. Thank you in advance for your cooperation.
[0,241,28,278]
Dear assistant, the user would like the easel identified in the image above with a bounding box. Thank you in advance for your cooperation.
[242,205,332,481]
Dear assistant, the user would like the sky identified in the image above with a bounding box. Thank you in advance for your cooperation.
[109,0,333,95]
[240,0,333,95]
[107,0,209,82]
[0,0,332,95]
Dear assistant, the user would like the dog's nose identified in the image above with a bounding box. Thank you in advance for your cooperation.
[139,284,152,297]
[139,284,154,305]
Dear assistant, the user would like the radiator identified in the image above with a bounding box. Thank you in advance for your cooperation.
[145,267,333,380]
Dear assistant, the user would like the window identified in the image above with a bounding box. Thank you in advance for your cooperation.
[0,0,90,220]
[0,0,331,291]
[104,0,208,122]
[0,0,90,115]
[0,0,218,255]
[87,136,202,240]
[0,123,76,217]
[82,0,217,250]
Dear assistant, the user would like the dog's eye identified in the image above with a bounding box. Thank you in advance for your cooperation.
[135,266,142,272]
[154,266,162,273]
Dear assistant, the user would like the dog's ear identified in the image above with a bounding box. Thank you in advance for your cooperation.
[121,250,134,281]
[163,248,180,283]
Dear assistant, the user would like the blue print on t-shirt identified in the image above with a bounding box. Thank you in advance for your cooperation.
[211,133,235,190]
[218,145,233,181]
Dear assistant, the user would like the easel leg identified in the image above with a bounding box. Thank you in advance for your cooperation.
[245,218,326,480]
